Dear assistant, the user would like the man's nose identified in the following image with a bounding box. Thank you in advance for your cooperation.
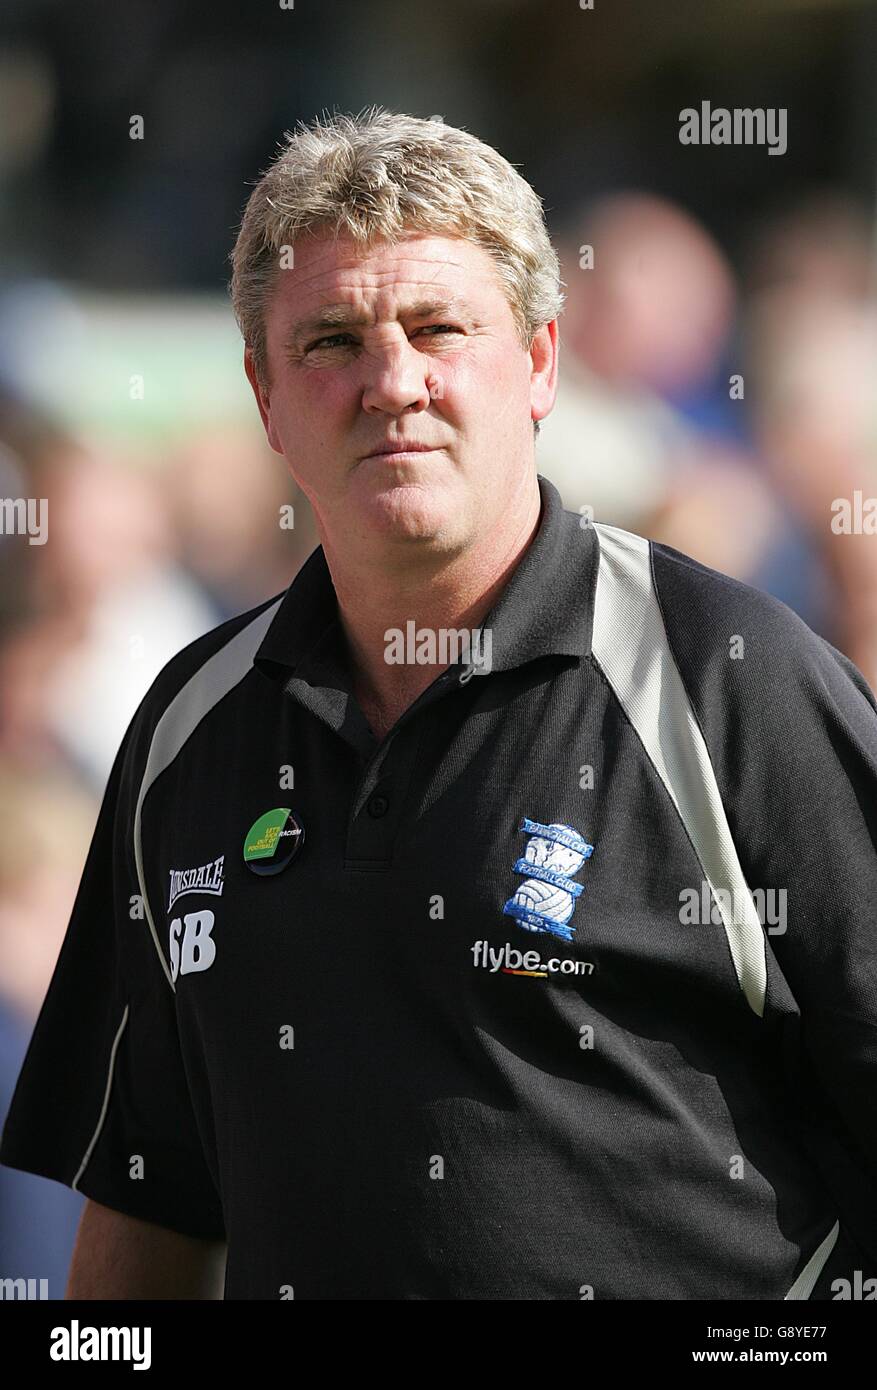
[360,334,435,415]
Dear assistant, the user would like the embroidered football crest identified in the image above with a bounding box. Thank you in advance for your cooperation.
[502,817,593,942]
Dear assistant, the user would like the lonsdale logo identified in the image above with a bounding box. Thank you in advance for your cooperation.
[243,807,305,876]
[167,855,225,912]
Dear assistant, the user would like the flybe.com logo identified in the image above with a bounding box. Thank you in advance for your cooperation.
[471,940,594,979]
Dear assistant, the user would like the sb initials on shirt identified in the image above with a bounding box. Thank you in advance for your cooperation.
[169,910,217,981]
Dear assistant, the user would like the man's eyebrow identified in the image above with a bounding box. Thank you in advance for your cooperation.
[284,296,474,348]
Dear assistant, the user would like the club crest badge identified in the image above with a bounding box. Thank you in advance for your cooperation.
[502,817,593,942]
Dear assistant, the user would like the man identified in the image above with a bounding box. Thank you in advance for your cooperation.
[1,108,876,1300]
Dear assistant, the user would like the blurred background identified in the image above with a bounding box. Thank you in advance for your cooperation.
[1,0,876,1294]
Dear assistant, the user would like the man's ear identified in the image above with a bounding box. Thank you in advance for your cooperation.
[529,318,559,427]
[244,345,283,454]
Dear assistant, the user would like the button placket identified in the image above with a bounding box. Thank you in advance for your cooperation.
[344,719,424,868]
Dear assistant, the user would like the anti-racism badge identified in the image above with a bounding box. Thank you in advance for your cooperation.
[243,807,305,876]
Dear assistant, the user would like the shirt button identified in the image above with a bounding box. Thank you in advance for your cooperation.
[367,793,390,818]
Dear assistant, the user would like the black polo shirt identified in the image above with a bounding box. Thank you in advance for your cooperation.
[2,473,877,1300]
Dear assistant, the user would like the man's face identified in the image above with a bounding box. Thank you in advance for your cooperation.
[245,230,557,558]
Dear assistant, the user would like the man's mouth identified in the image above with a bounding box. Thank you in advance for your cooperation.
[360,442,439,460]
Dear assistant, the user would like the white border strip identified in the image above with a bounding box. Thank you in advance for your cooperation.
[591,522,767,1017]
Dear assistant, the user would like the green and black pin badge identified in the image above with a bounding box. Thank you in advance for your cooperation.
[243,807,305,876]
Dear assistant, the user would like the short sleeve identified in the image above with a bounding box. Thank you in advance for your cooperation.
[0,694,226,1241]
[705,622,877,1259]
[652,541,877,1262]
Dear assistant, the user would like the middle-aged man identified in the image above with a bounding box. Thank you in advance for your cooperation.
[2,108,876,1301]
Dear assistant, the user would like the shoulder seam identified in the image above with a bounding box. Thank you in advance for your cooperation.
[72,1002,130,1192]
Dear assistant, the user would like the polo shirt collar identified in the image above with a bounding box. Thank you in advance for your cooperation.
[252,473,597,685]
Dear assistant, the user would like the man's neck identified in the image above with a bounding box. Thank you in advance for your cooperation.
[321,479,543,738]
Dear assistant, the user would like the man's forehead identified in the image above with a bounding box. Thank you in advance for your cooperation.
[291,228,484,280]
[269,231,506,332]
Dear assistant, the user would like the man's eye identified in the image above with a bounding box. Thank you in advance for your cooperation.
[306,324,461,352]
[308,334,353,351]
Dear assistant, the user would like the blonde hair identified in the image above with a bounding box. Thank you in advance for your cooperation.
[228,106,565,396]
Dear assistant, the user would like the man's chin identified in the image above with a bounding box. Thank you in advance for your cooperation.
[359,480,456,545]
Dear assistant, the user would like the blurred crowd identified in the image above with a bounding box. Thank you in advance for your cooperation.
[542,189,877,680]
[1,184,875,1291]
[0,350,318,1292]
